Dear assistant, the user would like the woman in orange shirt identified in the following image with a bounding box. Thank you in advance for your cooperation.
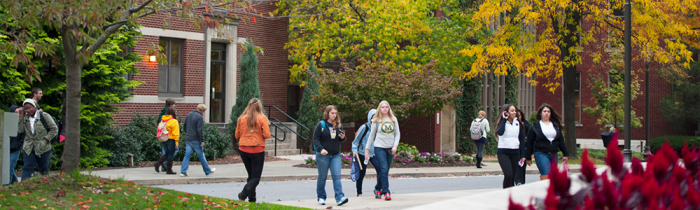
[235,98,271,203]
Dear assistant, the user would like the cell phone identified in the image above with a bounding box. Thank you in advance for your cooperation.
[504,112,509,117]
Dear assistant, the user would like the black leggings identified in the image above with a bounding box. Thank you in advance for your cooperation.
[497,153,520,188]
[240,150,265,201]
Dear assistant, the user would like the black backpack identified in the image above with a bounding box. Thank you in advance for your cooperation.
[38,111,62,144]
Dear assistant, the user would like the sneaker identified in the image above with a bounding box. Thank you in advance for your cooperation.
[374,190,382,199]
[318,198,325,205]
[206,168,216,176]
[337,197,349,206]
[238,192,246,201]
[384,193,392,201]
[180,173,188,177]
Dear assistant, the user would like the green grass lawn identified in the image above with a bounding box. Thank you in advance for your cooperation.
[0,172,309,210]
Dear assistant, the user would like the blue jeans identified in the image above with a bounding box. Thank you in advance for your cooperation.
[161,145,179,170]
[162,140,177,161]
[9,150,20,184]
[316,152,345,202]
[180,141,212,174]
[21,148,50,181]
[374,148,394,194]
[475,142,485,158]
[534,151,558,175]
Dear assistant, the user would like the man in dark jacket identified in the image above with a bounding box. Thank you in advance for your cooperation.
[179,104,215,176]
[8,105,25,184]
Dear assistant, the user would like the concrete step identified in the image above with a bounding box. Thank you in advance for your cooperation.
[265,138,293,145]
[265,144,293,150]
[265,149,301,156]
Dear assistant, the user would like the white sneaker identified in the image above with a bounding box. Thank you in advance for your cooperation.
[318,198,325,205]
[206,168,216,176]
[180,173,188,177]
[337,197,349,206]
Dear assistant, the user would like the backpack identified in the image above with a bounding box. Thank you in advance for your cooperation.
[157,119,173,142]
[470,118,485,140]
[356,122,371,151]
[38,111,61,144]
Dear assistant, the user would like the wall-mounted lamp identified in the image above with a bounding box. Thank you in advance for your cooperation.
[149,55,157,62]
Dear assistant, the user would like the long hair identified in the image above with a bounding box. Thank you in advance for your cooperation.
[165,106,177,119]
[371,101,396,123]
[536,103,562,129]
[323,105,341,130]
[495,104,524,135]
[239,98,263,132]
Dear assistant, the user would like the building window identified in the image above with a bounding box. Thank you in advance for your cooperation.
[158,38,183,96]
[575,72,581,124]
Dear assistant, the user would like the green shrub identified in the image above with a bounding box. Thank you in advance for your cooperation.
[177,124,232,161]
[101,127,144,167]
[397,143,419,157]
[649,135,700,153]
[484,130,498,156]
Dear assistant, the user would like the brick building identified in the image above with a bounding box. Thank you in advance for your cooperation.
[111,5,457,155]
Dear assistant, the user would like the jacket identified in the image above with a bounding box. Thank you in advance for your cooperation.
[184,110,204,142]
[157,107,168,125]
[495,117,526,158]
[313,120,347,155]
[18,111,58,156]
[525,120,569,160]
[161,115,180,144]
[352,109,377,157]
[235,114,271,147]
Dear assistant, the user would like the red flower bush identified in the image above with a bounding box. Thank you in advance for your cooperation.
[510,139,700,209]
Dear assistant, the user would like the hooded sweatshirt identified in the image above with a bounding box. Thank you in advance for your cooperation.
[352,109,377,157]
[312,119,347,155]
[365,114,401,149]
[161,115,180,144]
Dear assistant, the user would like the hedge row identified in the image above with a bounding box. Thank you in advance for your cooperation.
[649,135,700,153]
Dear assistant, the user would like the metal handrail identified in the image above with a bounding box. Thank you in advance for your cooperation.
[263,105,312,155]
[267,119,287,156]
[269,117,307,141]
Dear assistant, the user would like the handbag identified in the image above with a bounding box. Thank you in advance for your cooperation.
[350,157,360,182]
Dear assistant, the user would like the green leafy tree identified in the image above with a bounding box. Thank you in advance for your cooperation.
[227,41,262,149]
[314,59,460,121]
[659,48,700,134]
[583,51,642,131]
[296,60,324,152]
[275,0,478,82]
[455,77,482,154]
[1,0,263,172]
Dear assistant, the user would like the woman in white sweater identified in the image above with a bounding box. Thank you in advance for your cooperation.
[364,101,400,201]
[495,104,526,189]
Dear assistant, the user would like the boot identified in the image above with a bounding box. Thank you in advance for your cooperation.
[476,157,482,168]
[166,160,177,174]
[154,155,167,173]
[540,175,549,180]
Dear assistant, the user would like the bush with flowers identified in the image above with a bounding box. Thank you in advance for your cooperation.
[304,155,316,165]
[510,139,700,209]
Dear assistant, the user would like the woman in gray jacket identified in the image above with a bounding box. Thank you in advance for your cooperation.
[17,99,58,181]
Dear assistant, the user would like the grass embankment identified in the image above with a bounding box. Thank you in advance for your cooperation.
[0,172,309,210]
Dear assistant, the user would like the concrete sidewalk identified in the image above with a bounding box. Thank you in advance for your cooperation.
[89,155,582,185]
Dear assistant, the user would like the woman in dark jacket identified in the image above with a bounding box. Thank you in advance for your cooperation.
[514,109,531,185]
[525,103,569,180]
[313,105,349,206]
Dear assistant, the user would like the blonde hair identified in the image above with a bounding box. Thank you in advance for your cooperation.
[323,105,341,130]
[196,104,207,112]
[238,98,263,132]
[371,101,396,122]
[478,110,486,118]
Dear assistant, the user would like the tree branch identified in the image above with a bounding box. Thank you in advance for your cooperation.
[81,0,153,56]
[348,0,365,22]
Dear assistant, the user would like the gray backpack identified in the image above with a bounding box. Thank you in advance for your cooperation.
[470,118,485,140]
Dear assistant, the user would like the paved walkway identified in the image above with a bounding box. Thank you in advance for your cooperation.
[90,155,581,186]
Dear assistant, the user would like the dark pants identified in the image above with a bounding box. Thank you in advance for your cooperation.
[475,142,485,158]
[374,148,394,194]
[162,140,176,160]
[356,154,382,195]
[240,150,265,202]
[497,153,520,189]
[514,162,526,185]
[21,148,50,181]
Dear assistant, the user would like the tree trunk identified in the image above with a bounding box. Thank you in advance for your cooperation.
[61,28,83,173]
[560,7,581,159]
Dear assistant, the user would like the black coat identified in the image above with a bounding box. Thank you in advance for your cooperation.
[312,120,346,155]
[525,121,569,160]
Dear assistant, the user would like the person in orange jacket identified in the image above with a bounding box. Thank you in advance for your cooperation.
[235,98,271,202]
